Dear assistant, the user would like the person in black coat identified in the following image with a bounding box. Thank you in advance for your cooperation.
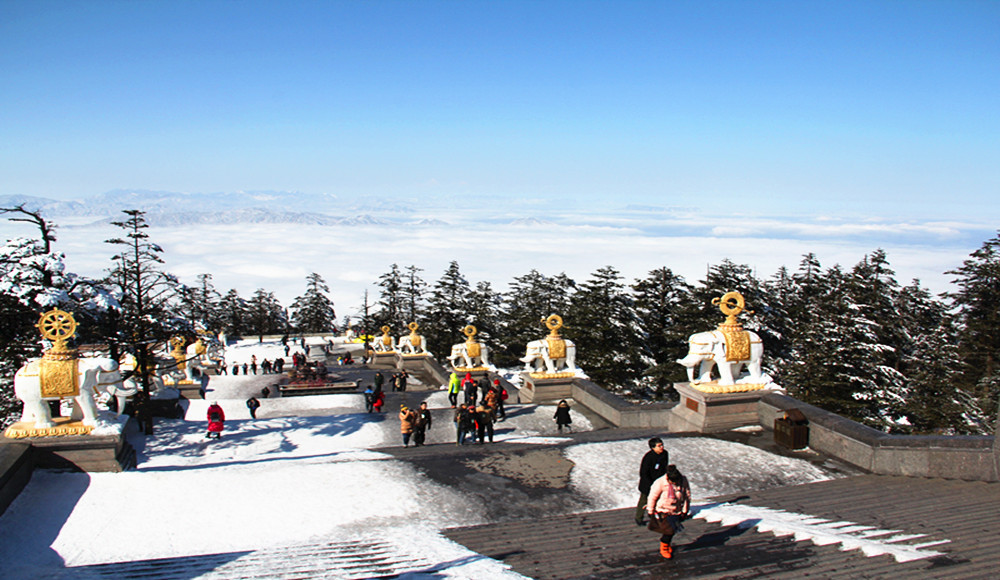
[635,437,669,525]
[413,401,432,446]
[553,399,572,432]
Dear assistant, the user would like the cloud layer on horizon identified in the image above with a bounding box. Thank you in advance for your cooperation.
[11,208,987,320]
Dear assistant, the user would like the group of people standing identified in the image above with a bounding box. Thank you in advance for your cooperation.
[398,402,432,447]
[224,355,285,376]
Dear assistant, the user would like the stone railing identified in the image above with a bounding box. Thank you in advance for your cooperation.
[570,379,674,428]
[758,392,999,482]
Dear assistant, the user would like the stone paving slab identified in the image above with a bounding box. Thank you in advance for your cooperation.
[444,474,1000,579]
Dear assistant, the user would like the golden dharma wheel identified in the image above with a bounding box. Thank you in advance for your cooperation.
[36,309,78,343]
[544,314,564,332]
[408,321,420,332]
[463,325,478,339]
[714,291,745,317]
[380,325,391,335]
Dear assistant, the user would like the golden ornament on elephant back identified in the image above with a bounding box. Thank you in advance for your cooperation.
[37,309,81,398]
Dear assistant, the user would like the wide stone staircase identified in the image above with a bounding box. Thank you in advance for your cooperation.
[58,538,439,579]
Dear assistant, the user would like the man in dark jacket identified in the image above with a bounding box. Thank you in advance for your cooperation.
[413,401,432,446]
[636,437,669,525]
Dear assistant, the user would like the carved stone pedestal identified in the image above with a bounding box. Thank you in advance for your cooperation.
[3,418,135,472]
[669,382,766,433]
[520,372,575,404]
[399,354,434,376]
[370,352,398,369]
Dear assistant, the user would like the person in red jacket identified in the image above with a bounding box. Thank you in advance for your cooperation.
[206,402,225,439]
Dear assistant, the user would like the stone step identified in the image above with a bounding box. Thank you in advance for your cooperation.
[62,539,436,579]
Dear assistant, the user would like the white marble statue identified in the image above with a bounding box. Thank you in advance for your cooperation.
[15,356,123,429]
[521,315,578,374]
[676,291,772,390]
[448,325,492,370]
[677,329,765,385]
[373,325,396,352]
[397,322,429,355]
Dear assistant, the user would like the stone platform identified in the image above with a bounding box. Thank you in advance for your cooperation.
[1,420,135,473]
[519,371,576,403]
[669,381,770,433]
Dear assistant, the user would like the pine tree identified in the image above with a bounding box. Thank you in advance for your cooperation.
[843,250,908,430]
[218,289,250,339]
[423,261,472,355]
[777,254,836,402]
[402,265,426,325]
[498,270,576,366]
[946,231,1000,420]
[290,273,336,334]
[0,291,37,428]
[105,209,182,434]
[566,266,640,391]
[631,267,695,399]
[467,280,504,345]
[248,289,288,341]
[897,280,981,433]
[176,273,223,333]
[0,205,114,345]
[375,264,406,332]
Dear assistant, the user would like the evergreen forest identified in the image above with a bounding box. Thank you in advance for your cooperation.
[3,206,999,436]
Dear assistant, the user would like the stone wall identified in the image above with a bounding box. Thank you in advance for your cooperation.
[759,392,998,482]
[0,442,33,517]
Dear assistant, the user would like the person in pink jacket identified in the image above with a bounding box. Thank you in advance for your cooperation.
[646,464,691,560]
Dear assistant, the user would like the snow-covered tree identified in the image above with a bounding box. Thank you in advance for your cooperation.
[375,264,406,332]
[423,261,472,355]
[402,265,427,325]
[290,273,336,333]
[467,280,504,345]
[498,270,576,366]
[946,231,1000,420]
[218,288,250,339]
[106,209,184,434]
[897,280,982,433]
[567,266,640,391]
[631,267,694,399]
[247,289,287,340]
[176,273,223,333]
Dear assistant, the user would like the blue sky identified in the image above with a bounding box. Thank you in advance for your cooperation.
[1,0,997,219]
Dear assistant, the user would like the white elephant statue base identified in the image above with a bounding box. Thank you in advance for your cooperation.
[521,338,578,377]
[676,329,773,393]
[8,356,124,436]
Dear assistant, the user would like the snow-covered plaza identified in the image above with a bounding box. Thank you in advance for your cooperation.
[0,339,843,579]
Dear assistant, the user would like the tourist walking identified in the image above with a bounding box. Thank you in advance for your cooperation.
[363,385,375,413]
[206,402,225,439]
[646,465,691,560]
[493,378,507,420]
[374,372,384,393]
[399,405,417,447]
[554,399,572,433]
[413,402,432,446]
[448,372,460,408]
[635,437,669,526]
[246,397,260,419]
[372,388,385,413]
[462,372,477,406]
[455,403,474,445]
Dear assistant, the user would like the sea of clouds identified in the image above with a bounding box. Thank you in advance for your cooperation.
[3,194,993,319]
